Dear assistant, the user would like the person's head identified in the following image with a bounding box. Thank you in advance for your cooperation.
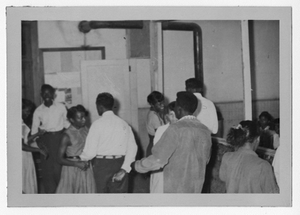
[227,120,260,150]
[174,91,198,119]
[96,92,114,116]
[258,111,273,129]
[67,105,88,129]
[147,91,165,113]
[40,84,55,105]
[274,118,280,135]
[185,78,202,94]
[165,101,177,124]
[22,99,35,120]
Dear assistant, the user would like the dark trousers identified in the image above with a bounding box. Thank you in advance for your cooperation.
[38,131,63,193]
[93,157,128,193]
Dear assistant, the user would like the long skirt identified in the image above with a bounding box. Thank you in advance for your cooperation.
[150,170,163,193]
[56,164,96,193]
[22,151,37,194]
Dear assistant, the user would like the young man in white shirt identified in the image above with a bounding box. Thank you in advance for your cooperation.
[32,84,70,193]
[185,78,218,134]
[80,92,137,193]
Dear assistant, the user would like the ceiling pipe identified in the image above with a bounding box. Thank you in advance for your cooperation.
[78,20,144,33]
[162,21,203,87]
[78,20,203,86]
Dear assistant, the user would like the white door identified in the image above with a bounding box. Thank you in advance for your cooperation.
[81,60,136,128]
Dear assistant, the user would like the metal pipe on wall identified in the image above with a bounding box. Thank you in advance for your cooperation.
[161,21,203,87]
[78,20,203,86]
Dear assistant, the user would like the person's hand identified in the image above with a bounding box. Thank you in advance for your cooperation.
[36,137,43,148]
[37,128,46,136]
[112,169,126,182]
[75,161,89,171]
[39,148,48,160]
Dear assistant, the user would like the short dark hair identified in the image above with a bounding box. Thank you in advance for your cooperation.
[259,111,273,121]
[185,78,202,90]
[167,101,176,112]
[176,91,198,114]
[41,84,55,93]
[67,105,88,120]
[147,91,164,106]
[96,92,114,110]
[227,120,259,148]
[22,98,35,111]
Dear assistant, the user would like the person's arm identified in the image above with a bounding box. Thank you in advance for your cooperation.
[27,129,46,146]
[219,153,228,182]
[79,122,99,161]
[260,162,279,193]
[31,109,40,135]
[22,139,48,158]
[211,103,219,134]
[112,126,138,182]
[135,126,178,173]
[62,105,71,129]
[273,133,280,149]
[146,135,154,157]
[57,133,89,170]
[121,127,138,172]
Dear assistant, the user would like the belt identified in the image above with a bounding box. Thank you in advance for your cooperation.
[45,130,64,135]
[67,156,80,160]
[96,155,124,159]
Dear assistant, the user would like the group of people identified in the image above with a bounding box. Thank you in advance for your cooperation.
[22,77,279,194]
[22,84,137,194]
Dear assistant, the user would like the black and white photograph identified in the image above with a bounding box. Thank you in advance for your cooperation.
[4,3,297,213]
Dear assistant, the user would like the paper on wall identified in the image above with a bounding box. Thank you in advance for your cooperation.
[45,72,81,88]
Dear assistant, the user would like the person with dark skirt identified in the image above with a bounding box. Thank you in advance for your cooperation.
[79,92,137,193]
[32,84,70,193]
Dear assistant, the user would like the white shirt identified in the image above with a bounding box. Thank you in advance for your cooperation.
[272,144,280,188]
[193,92,218,134]
[150,123,170,193]
[31,102,70,135]
[80,111,137,173]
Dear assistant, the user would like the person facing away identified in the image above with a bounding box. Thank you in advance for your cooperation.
[150,101,178,193]
[134,91,212,193]
[79,92,138,193]
[32,84,70,193]
[56,105,96,193]
[22,98,48,194]
[219,120,279,193]
[146,91,166,157]
[185,78,218,134]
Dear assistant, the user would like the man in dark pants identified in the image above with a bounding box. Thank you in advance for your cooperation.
[80,92,137,193]
[32,84,70,193]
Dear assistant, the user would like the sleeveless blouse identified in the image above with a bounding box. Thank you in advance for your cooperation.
[65,125,89,157]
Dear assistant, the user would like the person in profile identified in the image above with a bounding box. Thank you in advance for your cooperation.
[134,91,212,193]
[185,78,218,134]
[79,92,137,193]
[219,120,279,193]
